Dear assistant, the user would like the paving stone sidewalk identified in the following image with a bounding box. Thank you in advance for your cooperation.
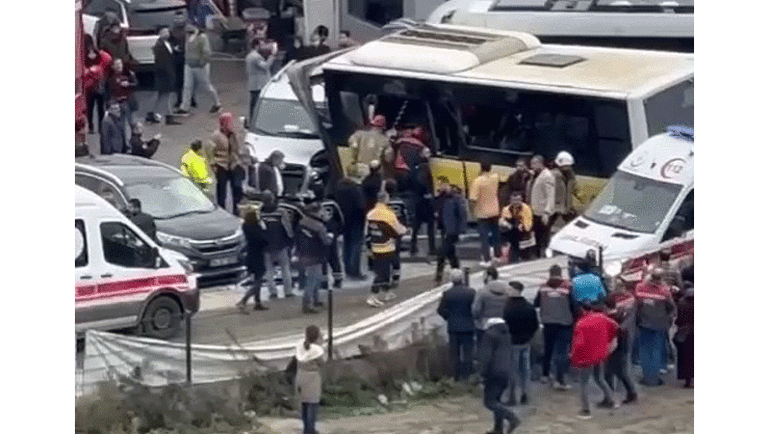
[256,379,693,434]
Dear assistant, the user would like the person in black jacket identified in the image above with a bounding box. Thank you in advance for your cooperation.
[478,318,521,434]
[261,191,296,298]
[127,199,157,242]
[296,201,333,314]
[437,269,476,381]
[146,28,182,126]
[435,178,467,283]
[335,177,367,279]
[170,16,195,109]
[319,199,344,289]
[408,147,436,257]
[128,122,160,159]
[236,208,269,311]
[502,281,540,406]
[257,150,285,197]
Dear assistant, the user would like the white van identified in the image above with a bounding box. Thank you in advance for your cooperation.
[244,61,327,166]
[547,126,694,267]
[75,185,199,339]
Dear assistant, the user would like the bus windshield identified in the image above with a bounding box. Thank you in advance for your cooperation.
[325,71,632,179]
[583,171,682,234]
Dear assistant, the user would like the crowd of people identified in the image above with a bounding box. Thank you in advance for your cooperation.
[436,252,694,433]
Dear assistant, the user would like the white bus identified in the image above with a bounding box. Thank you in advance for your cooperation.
[426,0,694,52]
[293,24,693,211]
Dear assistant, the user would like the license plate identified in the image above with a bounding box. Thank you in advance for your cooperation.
[210,256,237,267]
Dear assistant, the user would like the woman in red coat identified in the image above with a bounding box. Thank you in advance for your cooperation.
[83,34,112,134]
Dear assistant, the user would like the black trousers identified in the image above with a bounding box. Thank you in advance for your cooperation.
[86,91,105,133]
[502,226,521,264]
[410,197,436,255]
[215,166,245,215]
[436,233,459,274]
[174,59,195,107]
[321,237,343,289]
[248,89,260,120]
[542,324,572,384]
[532,214,553,258]
[371,252,396,294]
[484,375,518,432]
[449,331,474,381]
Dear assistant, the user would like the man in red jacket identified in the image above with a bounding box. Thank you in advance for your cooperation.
[570,302,618,419]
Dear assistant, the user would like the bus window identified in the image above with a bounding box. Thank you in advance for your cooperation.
[644,79,694,137]
[449,84,631,178]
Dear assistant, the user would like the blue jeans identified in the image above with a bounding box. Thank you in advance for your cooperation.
[507,344,531,401]
[302,263,323,309]
[638,327,667,385]
[542,324,572,384]
[477,217,500,262]
[301,402,318,434]
[264,248,293,297]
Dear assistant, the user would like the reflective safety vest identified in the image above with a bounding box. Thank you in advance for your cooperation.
[366,202,406,254]
[181,149,212,188]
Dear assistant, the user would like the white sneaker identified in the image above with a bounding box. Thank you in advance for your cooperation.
[367,296,385,307]
[383,291,396,301]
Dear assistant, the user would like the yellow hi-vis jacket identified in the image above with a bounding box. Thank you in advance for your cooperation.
[366,202,407,254]
[181,149,212,188]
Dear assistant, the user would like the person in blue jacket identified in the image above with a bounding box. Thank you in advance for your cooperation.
[571,257,607,306]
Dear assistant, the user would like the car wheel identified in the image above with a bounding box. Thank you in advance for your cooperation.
[141,296,182,339]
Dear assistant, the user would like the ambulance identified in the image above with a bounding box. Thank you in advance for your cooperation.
[547,126,694,272]
[75,186,199,339]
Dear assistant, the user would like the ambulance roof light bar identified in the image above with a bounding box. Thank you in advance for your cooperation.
[667,125,694,141]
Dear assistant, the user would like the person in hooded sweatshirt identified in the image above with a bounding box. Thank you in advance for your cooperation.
[534,265,577,390]
[502,281,540,406]
[295,325,325,434]
[478,314,521,434]
[472,266,510,354]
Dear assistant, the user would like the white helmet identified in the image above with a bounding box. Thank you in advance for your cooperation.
[555,151,574,167]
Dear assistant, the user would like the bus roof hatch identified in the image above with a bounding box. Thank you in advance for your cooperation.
[347,24,541,74]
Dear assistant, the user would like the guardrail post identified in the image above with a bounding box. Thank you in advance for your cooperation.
[327,287,334,361]
[185,312,192,386]
[463,267,470,286]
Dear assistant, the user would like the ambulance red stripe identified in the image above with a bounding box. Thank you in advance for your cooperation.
[75,274,189,302]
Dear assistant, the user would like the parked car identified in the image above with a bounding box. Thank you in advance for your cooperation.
[76,185,199,339]
[83,0,188,69]
[75,154,247,288]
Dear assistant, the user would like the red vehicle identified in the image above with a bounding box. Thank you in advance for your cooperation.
[75,0,87,147]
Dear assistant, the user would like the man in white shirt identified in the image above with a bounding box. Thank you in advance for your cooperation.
[526,155,556,258]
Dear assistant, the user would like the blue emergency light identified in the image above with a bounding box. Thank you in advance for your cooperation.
[667,125,694,141]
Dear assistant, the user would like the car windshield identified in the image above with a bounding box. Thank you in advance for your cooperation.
[583,171,682,234]
[250,98,319,138]
[125,176,216,219]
